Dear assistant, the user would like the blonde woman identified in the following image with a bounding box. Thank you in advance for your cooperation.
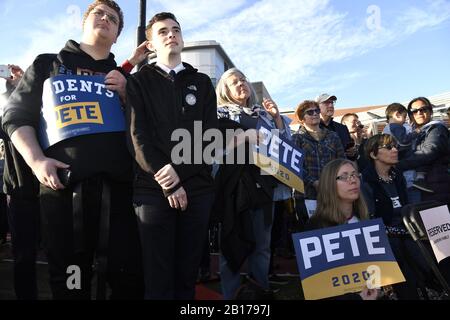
[309,159,369,228]
[306,159,378,300]
[213,68,292,299]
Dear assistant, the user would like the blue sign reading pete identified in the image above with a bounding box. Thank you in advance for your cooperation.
[39,75,125,149]
[253,120,305,192]
[292,218,405,299]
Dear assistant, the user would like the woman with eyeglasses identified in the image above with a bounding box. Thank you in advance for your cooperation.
[213,68,292,299]
[304,159,378,300]
[361,134,433,299]
[396,97,450,204]
[292,100,345,206]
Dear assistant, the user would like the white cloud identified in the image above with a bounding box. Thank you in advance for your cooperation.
[0,0,14,18]
[11,5,83,70]
[182,0,450,108]
[2,0,450,108]
[5,3,132,72]
[396,0,450,35]
[152,0,248,31]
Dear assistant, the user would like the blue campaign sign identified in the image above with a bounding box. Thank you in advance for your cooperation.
[292,218,405,300]
[39,75,125,149]
[253,120,305,192]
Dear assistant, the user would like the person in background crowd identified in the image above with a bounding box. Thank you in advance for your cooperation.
[126,12,218,299]
[213,67,292,299]
[0,140,7,246]
[397,97,450,204]
[0,64,41,300]
[341,113,369,171]
[293,100,345,200]
[316,93,355,159]
[2,0,144,299]
[382,103,433,203]
[362,134,435,299]
[305,159,379,300]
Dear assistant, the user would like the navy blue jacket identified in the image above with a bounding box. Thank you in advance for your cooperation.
[397,121,450,203]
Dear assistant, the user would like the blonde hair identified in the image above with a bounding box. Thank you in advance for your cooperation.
[315,159,369,227]
[216,68,257,107]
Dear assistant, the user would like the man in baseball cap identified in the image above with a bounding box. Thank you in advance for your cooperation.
[315,93,337,105]
[315,93,355,159]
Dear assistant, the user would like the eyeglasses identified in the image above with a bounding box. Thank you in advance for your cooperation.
[321,100,336,105]
[304,108,321,116]
[378,143,398,151]
[336,172,362,182]
[410,107,431,114]
[91,9,119,25]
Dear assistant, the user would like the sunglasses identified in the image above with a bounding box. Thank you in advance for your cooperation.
[410,107,431,114]
[305,108,321,116]
[378,143,398,150]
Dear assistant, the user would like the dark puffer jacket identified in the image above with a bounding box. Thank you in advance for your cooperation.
[397,121,450,204]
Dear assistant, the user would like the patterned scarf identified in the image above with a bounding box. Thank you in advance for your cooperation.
[218,104,271,122]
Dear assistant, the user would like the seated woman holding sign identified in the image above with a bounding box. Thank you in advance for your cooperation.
[362,134,436,299]
[213,68,292,299]
[306,159,379,300]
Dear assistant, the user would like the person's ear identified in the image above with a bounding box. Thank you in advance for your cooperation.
[147,40,155,53]
[370,151,377,160]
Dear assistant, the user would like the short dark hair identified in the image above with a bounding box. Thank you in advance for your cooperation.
[407,97,433,125]
[295,100,319,121]
[145,12,180,40]
[364,134,396,162]
[385,103,407,121]
[341,113,358,124]
[82,0,124,37]
[408,97,433,113]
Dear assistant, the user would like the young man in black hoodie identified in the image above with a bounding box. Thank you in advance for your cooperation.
[2,0,143,299]
[126,12,218,299]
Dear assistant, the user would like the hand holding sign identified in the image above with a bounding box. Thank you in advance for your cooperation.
[105,70,126,103]
[359,286,380,300]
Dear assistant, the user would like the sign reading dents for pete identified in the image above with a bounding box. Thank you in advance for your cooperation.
[39,75,125,149]
[292,218,405,300]
[420,205,450,263]
[253,120,305,193]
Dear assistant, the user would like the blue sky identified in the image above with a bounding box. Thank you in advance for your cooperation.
[1,0,449,110]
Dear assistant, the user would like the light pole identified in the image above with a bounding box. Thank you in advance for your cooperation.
[137,0,147,71]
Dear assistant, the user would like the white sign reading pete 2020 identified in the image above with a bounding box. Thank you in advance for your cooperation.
[420,205,450,263]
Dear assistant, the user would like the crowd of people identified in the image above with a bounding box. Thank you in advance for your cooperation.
[0,0,450,301]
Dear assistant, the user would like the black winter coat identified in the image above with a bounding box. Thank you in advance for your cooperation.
[362,163,408,226]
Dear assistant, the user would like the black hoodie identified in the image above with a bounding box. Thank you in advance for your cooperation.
[2,40,132,185]
[126,62,218,197]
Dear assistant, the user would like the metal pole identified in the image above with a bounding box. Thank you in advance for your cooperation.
[137,0,147,71]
